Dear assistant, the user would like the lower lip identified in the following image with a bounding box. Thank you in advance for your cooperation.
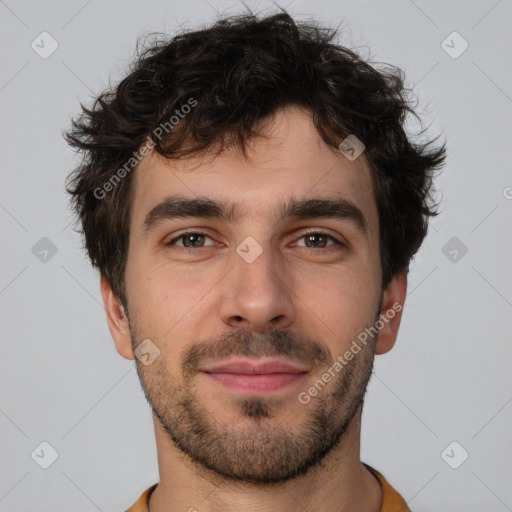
[201,372,307,393]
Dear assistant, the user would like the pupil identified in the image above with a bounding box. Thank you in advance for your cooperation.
[185,234,203,247]
[307,234,325,248]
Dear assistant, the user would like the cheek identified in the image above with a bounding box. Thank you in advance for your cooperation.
[295,267,379,343]
[126,257,221,344]
[125,256,173,335]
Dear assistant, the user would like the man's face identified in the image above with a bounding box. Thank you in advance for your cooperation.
[123,106,384,483]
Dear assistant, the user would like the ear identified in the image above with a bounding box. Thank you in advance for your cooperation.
[375,271,407,355]
[100,274,134,360]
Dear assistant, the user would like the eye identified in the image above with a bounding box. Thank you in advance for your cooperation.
[294,231,344,249]
[164,230,344,251]
[164,232,216,249]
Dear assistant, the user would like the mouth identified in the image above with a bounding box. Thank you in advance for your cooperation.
[198,357,310,394]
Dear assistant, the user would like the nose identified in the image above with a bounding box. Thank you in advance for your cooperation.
[218,243,297,334]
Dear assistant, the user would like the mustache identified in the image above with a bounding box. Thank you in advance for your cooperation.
[181,328,333,382]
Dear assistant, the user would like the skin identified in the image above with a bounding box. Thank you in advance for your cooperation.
[101,105,407,512]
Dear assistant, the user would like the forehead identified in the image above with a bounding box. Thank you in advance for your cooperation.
[130,107,378,235]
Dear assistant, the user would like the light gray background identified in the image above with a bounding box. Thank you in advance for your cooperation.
[1,0,511,510]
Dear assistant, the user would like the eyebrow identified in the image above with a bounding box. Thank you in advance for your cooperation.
[143,195,368,236]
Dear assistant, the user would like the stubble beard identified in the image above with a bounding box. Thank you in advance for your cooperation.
[131,318,378,485]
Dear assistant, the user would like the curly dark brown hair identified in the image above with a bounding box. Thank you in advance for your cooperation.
[64,10,446,309]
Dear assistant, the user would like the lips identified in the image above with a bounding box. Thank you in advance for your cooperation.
[199,357,310,375]
[198,357,309,394]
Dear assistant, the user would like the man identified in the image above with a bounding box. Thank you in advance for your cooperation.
[65,10,445,512]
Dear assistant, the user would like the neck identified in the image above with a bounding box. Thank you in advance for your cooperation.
[148,407,382,512]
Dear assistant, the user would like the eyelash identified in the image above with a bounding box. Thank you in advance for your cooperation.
[164,230,344,250]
